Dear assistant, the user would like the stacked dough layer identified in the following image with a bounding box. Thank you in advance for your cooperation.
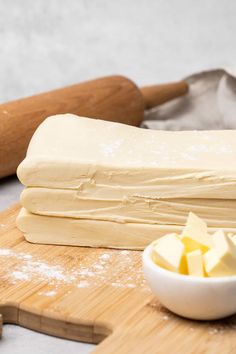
[17,114,236,249]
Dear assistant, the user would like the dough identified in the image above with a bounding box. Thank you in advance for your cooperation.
[21,187,236,228]
[16,114,236,249]
[17,114,236,199]
[16,208,236,250]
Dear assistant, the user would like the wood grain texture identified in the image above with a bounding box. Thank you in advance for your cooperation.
[0,75,144,178]
[0,204,236,353]
[141,80,188,109]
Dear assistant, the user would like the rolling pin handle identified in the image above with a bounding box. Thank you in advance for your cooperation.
[141,80,188,109]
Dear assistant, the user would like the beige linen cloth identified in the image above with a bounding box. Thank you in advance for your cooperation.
[143,68,236,130]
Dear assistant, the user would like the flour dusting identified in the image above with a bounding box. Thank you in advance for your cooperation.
[77,280,89,288]
[11,271,30,281]
[0,246,148,295]
[38,290,57,297]
[0,248,12,256]
[99,253,110,260]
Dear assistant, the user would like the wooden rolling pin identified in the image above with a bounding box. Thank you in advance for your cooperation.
[0,75,188,179]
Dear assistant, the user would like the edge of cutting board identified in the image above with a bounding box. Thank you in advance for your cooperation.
[1,205,236,354]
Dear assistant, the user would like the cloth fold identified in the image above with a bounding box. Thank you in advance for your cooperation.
[143,68,236,130]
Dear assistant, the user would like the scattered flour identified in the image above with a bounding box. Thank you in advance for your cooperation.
[209,328,219,335]
[0,248,13,256]
[94,264,104,270]
[120,250,130,255]
[163,315,169,321]
[0,246,148,293]
[78,269,95,277]
[77,280,89,288]
[21,254,33,260]
[99,253,110,260]
[111,282,124,288]
[11,271,30,281]
[38,290,57,297]
[207,323,236,335]
[126,284,136,288]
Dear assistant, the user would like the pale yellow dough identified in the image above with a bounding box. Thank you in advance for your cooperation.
[16,114,236,249]
[16,208,236,250]
[17,114,236,199]
[21,187,236,228]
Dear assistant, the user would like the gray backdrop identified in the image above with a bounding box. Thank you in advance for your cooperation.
[1,1,236,353]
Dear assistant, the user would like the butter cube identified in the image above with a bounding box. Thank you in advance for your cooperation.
[186,250,204,277]
[228,233,234,239]
[181,212,212,253]
[230,234,236,246]
[212,230,236,270]
[152,233,186,274]
[227,233,236,246]
[204,249,234,277]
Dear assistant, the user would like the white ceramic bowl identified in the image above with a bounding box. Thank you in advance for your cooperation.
[143,244,236,320]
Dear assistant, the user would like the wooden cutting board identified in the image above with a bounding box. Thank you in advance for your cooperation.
[0,204,236,353]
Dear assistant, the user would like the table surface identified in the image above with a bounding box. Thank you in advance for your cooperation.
[1,0,236,353]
